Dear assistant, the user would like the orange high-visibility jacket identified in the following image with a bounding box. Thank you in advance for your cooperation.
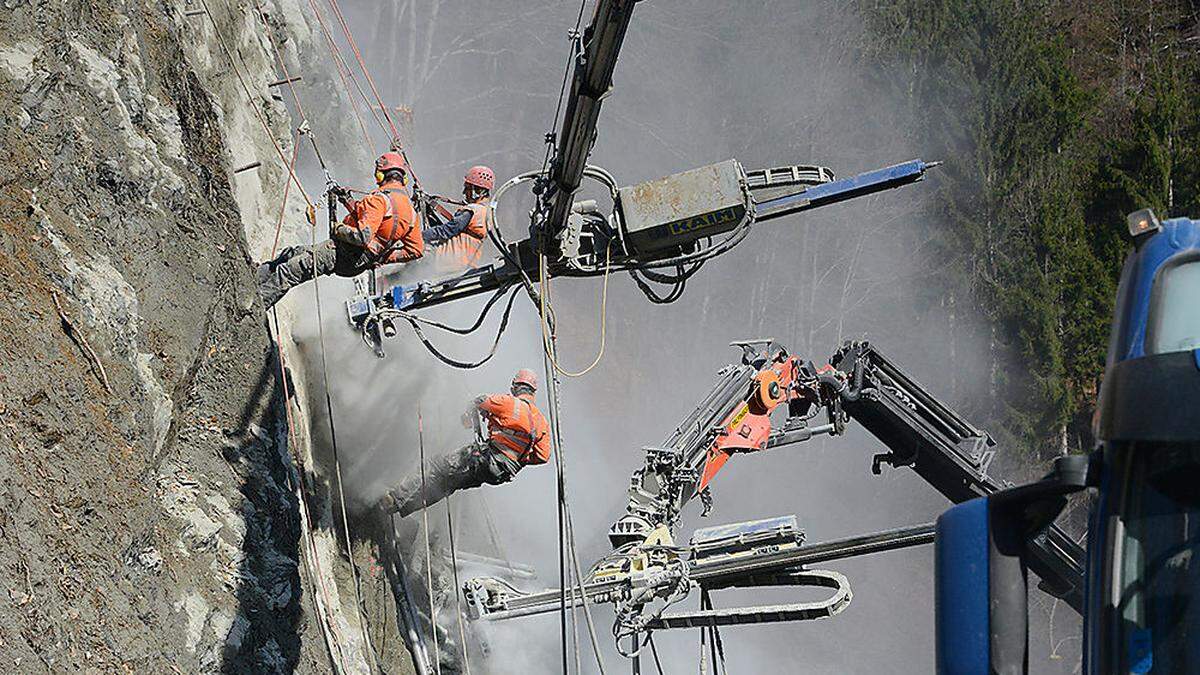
[435,202,489,271]
[335,180,424,263]
[476,392,551,465]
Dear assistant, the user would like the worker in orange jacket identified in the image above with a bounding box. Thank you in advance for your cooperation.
[257,151,424,308]
[378,368,550,517]
[422,165,494,273]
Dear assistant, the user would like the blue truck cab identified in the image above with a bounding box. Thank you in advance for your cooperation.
[935,211,1200,674]
[1087,211,1200,673]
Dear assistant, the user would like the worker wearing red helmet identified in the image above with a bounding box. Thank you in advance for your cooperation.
[377,368,550,517]
[258,151,424,308]
[422,165,495,273]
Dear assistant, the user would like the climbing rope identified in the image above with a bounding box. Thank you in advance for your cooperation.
[303,0,385,149]
[700,590,728,675]
[231,2,634,672]
[565,505,608,674]
[647,634,666,675]
[256,7,465,671]
[255,4,369,159]
[196,0,312,206]
[539,324,571,675]
[269,128,303,257]
[309,194,378,669]
[268,308,354,674]
[202,2,393,668]
[416,407,442,675]
[685,592,730,675]
[323,0,402,143]
[260,138,362,675]
[536,251,608,675]
[445,496,473,675]
[215,2,471,672]
[248,12,408,664]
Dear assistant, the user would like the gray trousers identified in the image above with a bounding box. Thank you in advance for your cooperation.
[389,441,522,517]
[257,241,373,308]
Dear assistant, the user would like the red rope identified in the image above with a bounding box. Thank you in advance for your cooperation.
[270,128,302,258]
[318,0,429,192]
[303,0,385,149]
[324,0,401,143]
[256,4,370,159]
[245,15,351,660]
[197,0,313,208]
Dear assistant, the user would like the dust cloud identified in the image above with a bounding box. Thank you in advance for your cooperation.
[281,0,1079,672]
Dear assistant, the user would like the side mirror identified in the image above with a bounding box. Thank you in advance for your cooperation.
[935,456,1092,674]
[936,496,1031,674]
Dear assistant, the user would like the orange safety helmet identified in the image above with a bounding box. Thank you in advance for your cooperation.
[464,165,495,192]
[511,368,538,392]
[375,152,408,174]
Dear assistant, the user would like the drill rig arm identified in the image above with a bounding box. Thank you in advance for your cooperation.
[463,518,933,626]
[345,160,937,355]
[344,0,939,361]
[817,342,1085,610]
[462,338,1085,637]
[540,0,638,247]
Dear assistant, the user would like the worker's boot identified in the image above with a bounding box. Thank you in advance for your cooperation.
[256,242,340,309]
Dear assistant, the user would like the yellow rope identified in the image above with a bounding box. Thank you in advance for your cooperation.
[538,241,612,377]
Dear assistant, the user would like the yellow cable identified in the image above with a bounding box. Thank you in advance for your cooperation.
[539,241,612,377]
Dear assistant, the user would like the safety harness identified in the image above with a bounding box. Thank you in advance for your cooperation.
[364,187,415,262]
[489,396,548,465]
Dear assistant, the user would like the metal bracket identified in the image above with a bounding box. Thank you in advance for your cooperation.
[729,338,776,365]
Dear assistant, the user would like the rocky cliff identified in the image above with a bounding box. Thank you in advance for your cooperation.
[0,0,400,671]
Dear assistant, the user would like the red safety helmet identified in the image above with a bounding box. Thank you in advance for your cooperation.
[375,152,408,174]
[511,368,538,392]
[464,165,495,192]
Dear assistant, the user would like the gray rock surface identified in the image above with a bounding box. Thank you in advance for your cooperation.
[0,0,371,671]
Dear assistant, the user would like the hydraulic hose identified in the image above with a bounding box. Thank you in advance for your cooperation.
[817,356,870,402]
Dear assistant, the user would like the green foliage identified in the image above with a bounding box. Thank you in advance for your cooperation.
[860,0,1200,455]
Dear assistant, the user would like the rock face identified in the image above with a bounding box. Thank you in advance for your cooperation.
[0,0,372,671]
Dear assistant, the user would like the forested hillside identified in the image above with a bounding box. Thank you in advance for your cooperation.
[861,0,1200,456]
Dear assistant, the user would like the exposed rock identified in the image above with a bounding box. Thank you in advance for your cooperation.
[0,0,366,671]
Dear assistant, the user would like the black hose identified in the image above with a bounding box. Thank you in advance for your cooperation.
[818,356,871,402]
[398,285,513,335]
[629,268,686,304]
[393,285,522,369]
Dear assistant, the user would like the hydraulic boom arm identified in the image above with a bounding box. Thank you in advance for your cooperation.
[346,160,937,356]
[461,339,1085,642]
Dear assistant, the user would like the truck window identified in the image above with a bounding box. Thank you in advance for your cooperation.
[1148,258,1200,355]
[1112,443,1200,673]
